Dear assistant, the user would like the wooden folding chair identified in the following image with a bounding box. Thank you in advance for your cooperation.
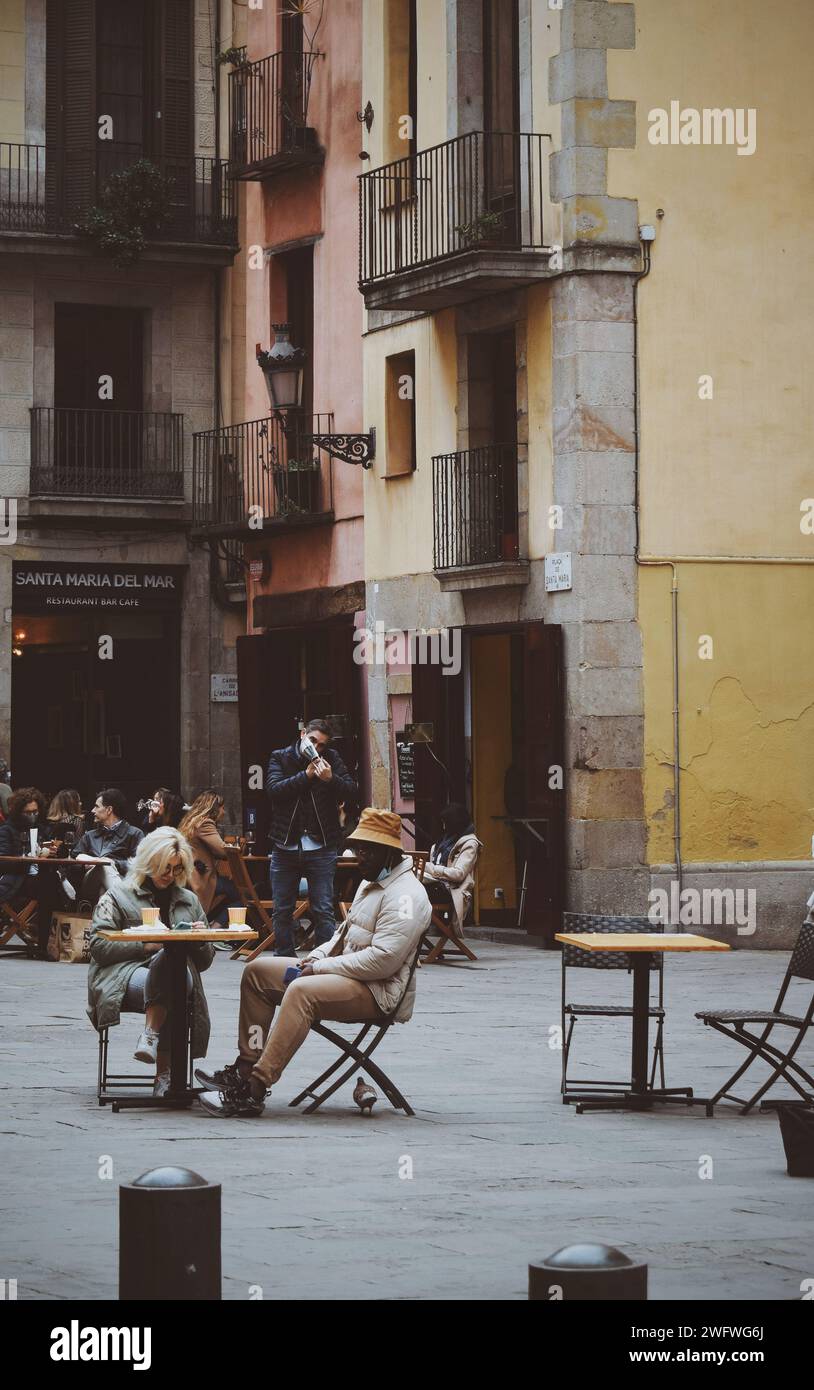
[223,845,309,963]
[288,929,430,1116]
[423,884,478,963]
[0,897,38,953]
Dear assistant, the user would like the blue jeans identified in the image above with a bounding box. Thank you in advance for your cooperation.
[123,952,193,1052]
[270,846,336,955]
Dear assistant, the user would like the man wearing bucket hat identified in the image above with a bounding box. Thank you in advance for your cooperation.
[197,809,431,1117]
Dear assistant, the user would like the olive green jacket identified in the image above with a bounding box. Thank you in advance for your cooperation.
[86,879,214,1058]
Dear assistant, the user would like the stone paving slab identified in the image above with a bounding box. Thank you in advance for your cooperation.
[0,943,812,1301]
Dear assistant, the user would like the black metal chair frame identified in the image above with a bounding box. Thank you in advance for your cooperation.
[288,929,429,1117]
[697,919,814,1116]
[561,913,666,1103]
[97,1006,193,1107]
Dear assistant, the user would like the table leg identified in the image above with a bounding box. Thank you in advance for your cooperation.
[167,942,191,1104]
[630,955,651,1107]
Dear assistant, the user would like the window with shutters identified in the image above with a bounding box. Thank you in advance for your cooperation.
[45,0,194,209]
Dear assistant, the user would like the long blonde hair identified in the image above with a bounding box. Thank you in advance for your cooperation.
[126,827,194,891]
[178,789,224,843]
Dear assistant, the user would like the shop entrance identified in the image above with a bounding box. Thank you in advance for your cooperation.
[11,561,184,819]
[236,619,363,846]
[410,621,564,944]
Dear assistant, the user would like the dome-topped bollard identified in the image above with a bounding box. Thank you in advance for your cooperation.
[529,1243,647,1301]
[119,1167,221,1301]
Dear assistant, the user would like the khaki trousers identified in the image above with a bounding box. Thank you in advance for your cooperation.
[238,956,382,1088]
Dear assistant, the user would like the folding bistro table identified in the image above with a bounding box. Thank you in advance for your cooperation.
[554,931,731,1113]
[96,928,257,1111]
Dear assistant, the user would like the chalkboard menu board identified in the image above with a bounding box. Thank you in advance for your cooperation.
[395,734,415,798]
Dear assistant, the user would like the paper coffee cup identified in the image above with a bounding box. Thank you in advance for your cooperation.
[141,907,160,926]
[228,907,247,927]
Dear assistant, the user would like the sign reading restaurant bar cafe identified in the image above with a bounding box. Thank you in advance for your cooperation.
[12,562,185,613]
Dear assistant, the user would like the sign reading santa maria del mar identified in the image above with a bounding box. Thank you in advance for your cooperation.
[12,562,185,612]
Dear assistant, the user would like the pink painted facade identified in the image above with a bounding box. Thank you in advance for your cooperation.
[239,0,364,619]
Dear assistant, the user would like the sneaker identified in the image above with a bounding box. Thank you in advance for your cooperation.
[134,1028,160,1064]
[198,1080,267,1118]
[194,1059,251,1091]
[153,1071,171,1098]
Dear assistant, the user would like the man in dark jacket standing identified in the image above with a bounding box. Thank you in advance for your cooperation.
[266,719,357,956]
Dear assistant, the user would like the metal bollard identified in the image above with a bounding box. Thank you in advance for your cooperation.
[119,1166,221,1301]
[529,1243,647,1301]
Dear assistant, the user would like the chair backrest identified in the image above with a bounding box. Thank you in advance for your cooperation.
[789,920,814,982]
[561,912,663,971]
[407,850,427,883]
[224,845,262,903]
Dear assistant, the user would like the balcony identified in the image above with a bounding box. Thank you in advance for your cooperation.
[358,131,552,312]
[192,413,335,538]
[0,144,237,260]
[432,444,528,591]
[30,407,185,501]
[228,50,323,180]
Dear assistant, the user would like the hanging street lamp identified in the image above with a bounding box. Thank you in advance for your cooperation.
[256,324,376,468]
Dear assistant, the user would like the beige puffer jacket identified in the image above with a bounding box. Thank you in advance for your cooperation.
[309,855,431,1021]
[423,832,482,937]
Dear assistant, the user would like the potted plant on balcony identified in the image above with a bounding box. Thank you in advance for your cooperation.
[454,209,506,249]
[75,159,174,268]
[273,457,321,516]
[217,46,251,71]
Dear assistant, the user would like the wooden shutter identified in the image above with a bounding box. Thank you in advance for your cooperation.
[523,622,565,943]
[155,0,194,223]
[46,0,96,222]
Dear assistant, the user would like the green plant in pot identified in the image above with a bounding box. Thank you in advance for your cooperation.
[76,159,174,268]
[454,209,505,248]
[274,457,320,515]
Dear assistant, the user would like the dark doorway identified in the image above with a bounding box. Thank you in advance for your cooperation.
[236,621,362,845]
[412,622,565,944]
[96,0,148,168]
[11,612,181,821]
[280,245,314,424]
[53,303,144,491]
[482,0,519,236]
[466,327,519,561]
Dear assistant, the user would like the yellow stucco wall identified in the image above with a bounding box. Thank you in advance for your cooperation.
[608,0,814,863]
[0,0,25,145]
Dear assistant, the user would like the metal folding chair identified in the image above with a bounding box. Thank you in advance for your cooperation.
[288,930,429,1116]
[561,912,666,1103]
[697,919,814,1115]
[97,1009,193,1107]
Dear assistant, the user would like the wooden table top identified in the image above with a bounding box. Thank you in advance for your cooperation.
[98,929,259,943]
[243,854,362,867]
[0,854,110,866]
[555,932,731,953]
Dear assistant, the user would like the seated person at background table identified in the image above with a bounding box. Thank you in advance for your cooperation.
[178,789,242,931]
[46,789,86,850]
[422,802,482,941]
[87,827,214,1099]
[0,787,61,957]
[72,788,144,905]
[139,787,186,834]
[196,808,431,1117]
[265,719,358,957]
[0,759,12,819]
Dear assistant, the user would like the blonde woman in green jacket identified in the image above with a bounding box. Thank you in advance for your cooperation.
[87,827,214,1097]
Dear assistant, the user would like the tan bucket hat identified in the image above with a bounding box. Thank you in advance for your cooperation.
[346,807,403,850]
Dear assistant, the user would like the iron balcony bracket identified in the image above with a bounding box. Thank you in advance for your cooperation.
[276,415,376,468]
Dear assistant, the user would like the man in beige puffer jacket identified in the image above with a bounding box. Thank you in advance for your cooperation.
[197,809,430,1117]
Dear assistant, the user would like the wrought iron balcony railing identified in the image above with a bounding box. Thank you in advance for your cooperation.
[228,49,321,177]
[192,413,335,534]
[0,144,237,245]
[432,445,520,571]
[30,407,185,500]
[359,131,548,285]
